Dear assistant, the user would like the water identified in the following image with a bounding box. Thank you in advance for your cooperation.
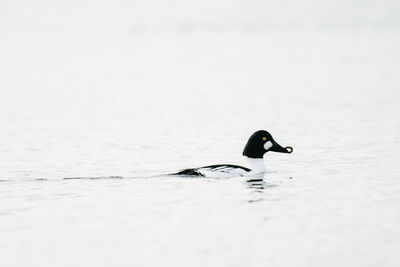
[1,1,400,266]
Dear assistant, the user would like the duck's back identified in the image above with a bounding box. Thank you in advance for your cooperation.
[172,164,251,177]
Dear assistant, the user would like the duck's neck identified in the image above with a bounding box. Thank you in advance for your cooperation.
[244,156,266,173]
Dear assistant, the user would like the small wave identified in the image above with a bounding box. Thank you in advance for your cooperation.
[63,176,124,180]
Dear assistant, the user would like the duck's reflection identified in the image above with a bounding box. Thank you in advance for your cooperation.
[246,178,266,190]
[246,178,279,190]
[246,178,279,203]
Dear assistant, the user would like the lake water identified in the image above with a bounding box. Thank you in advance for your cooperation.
[1,1,400,266]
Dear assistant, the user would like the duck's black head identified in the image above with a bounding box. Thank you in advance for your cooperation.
[242,130,293,159]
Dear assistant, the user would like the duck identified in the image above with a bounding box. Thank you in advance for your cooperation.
[171,130,293,177]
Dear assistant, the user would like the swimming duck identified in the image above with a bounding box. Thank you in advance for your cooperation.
[171,130,293,177]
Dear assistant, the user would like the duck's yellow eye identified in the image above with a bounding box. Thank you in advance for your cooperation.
[262,137,267,141]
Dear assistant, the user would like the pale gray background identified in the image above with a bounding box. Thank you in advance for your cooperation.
[1,1,400,267]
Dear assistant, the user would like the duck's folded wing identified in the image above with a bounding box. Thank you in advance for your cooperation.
[200,164,251,173]
[172,168,205,176]
[171,164,250,177]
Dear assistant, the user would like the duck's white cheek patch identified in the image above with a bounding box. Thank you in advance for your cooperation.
[264,141,273,150]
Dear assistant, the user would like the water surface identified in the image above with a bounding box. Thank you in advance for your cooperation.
[1,1,400,266]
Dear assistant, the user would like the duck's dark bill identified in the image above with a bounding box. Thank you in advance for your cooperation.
[270,142,293,153]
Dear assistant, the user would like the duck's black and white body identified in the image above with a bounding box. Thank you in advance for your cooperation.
[171,130,293,178]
